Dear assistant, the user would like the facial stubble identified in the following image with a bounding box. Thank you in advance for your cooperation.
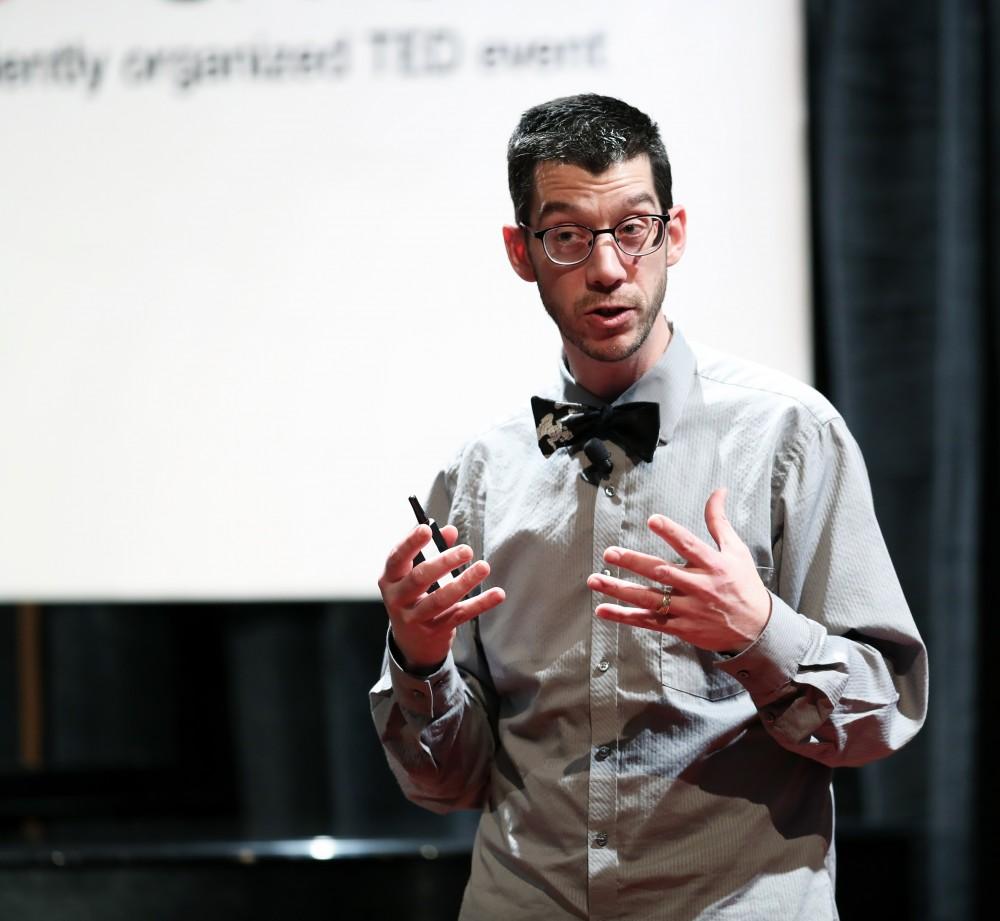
[536,266,669,364]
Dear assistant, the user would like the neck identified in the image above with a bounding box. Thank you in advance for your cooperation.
[565,316,672,401]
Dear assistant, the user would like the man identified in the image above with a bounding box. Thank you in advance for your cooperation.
[371,94,927,920]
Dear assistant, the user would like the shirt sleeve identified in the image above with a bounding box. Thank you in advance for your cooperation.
[369,461,499,813]
[717,416,929,767]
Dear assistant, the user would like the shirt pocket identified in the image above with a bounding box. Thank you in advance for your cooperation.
[660,640,747,700]
[659,565,776,701]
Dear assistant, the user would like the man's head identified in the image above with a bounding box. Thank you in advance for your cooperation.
[502,95,685,400]
[507,94,673,228]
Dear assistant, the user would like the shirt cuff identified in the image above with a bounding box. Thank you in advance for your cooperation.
[716,592,815,702]
[385,630,464,720]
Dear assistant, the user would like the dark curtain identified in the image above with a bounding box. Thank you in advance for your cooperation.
[807,2,998,919]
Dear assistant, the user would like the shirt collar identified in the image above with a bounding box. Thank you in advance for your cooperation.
[556,324,697,445]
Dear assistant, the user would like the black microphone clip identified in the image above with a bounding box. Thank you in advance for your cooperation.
[580,437,614,485]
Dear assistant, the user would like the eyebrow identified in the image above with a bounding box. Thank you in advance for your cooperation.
[536,191,659,223]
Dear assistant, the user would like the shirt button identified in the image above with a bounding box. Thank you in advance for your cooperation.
[595,745,612,761]
[593,832,608,848]
[597,659,610,673]
[601,569,611,576]
[737,669,750,680]
[604,486,616,497]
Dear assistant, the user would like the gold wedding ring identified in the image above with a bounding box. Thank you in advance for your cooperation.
[655,586,673,616]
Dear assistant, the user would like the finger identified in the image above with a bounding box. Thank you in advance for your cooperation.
[601,546,701,588]
[405,544,475,600]
[440,524,459,548]
[703,487,736,551]
[414,559,491,620]
[587,572,680,610]
[604,557,708,599]
[433,586,506,630]
[593,601,687,633]
[647,514,717,569]
[381,525,434,584]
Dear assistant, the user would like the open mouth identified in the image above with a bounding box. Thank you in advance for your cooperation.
[592,306,630,318]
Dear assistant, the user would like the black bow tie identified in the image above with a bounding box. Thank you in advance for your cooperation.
[530,396,661,463]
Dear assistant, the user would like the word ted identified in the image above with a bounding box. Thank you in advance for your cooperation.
[369,30,460,75]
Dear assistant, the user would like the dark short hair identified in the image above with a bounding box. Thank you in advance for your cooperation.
[507,94,673,226]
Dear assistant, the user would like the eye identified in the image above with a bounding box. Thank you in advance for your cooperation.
[548,225,590,247]
[616,217,652,240]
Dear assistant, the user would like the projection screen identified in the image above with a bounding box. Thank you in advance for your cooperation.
[0,0,810,600]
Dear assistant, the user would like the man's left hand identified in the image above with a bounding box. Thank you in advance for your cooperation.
[586,488,771,653]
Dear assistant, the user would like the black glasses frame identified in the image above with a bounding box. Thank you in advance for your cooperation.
[519,213,671,266]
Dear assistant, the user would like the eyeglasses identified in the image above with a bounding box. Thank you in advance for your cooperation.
[520,213,670,266]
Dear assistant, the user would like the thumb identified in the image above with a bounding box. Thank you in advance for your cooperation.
[704,487,734,550]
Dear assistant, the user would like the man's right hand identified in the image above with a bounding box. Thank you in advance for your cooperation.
[378,524,505,672]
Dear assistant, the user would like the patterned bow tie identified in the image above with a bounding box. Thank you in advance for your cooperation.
[530,396,661,463]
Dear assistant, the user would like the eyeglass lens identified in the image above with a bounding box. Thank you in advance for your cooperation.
[543,216,666,265]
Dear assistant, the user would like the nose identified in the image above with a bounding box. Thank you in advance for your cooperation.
[585,234,628,290]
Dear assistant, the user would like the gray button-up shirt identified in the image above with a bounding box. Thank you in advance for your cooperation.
[370,328,927,920]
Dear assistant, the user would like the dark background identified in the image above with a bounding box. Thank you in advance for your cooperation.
[2,3,996,918]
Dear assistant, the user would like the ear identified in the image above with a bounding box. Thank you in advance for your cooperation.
[502,224,537,282]
[665,206,687,267]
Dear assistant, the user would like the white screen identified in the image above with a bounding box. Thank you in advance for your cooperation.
[0,0,810,600]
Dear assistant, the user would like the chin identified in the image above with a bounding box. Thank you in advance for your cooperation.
[581,336,645,364]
